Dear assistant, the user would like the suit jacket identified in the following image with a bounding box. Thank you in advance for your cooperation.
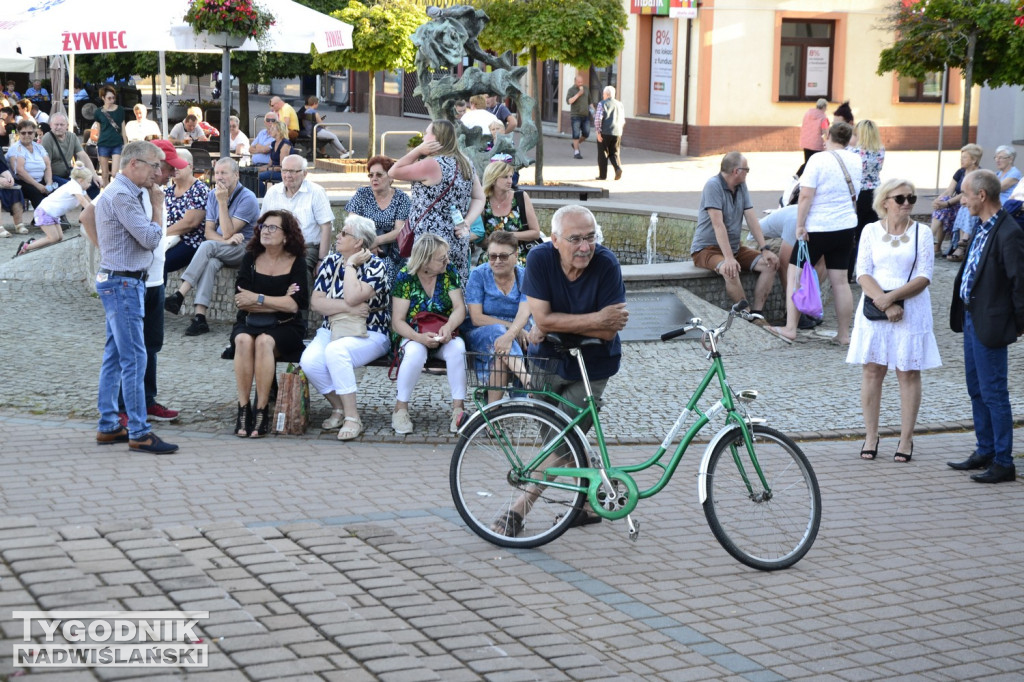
[950,209,1024,347]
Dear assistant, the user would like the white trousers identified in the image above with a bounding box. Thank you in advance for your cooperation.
[396,337,467,403]
[300,327,390,396]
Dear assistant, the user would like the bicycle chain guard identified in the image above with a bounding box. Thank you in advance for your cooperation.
[586,470,639,520]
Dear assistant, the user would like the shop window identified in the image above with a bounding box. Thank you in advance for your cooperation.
[778,20,834,101]
[379,70,401,96]
[898,73,947,102]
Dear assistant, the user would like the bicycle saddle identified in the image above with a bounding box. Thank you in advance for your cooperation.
[545,332,604,352]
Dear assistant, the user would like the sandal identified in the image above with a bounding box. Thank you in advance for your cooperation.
[946,243,968,262]
[894,440,913,463]
[235,402,253,438]
[250,405,270,438]
[766,326,795,344]
[860,437,879,460]
[0,226,10,238]
[336,416,362,441]
[322,409,344,430]
[491,509,524,537]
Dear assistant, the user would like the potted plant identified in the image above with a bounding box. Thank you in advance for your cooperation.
[183,0,275,48]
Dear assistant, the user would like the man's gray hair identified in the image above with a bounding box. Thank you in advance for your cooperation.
[343,214,376,250]
[966,169,1001,205]
[604,86,615,99]
[215,157,239,174]
[996,145,1017,162]
[282,155,308,171]
[49,112,68,125]
[550,204,604,246]
[121,141,164,165]
[721,151,745,174]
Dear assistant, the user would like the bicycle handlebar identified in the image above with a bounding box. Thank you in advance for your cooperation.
[660,300,757,343]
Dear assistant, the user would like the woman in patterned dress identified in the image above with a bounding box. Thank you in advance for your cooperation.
[345,155,410,287]
[162,149,210,280]
[388,119,484,284]
[478,156,542,264]
[847,119,885,282]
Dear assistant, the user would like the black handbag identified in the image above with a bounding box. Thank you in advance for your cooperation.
[246,312,278,328]
[863,222,918,322]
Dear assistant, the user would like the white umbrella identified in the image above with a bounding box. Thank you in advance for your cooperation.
[0,49,35,72]
[48,55,67,118]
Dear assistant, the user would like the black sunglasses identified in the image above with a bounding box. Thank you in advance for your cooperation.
[889,194,917,205]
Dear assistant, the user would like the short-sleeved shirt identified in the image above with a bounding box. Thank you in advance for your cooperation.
[261,179,334,246]
[522,242,625,381]
[566,84,589,118]
[998,167,1022,204]
[42,132,84,178]
[691,174,753,254]
[38,178,84,217]
[125,119,161,142]
[165,179,209,249]
[487,102,513,125]
[6,141,48,182]
[465,263,526,322]
[168,122,204,142]
[278,103,300,134]
[345,185,411,265]
[392,263,462,322]
[205,183,260,240]
[800,149,862,232]
[312,252,391,334]
[250,129,274,165]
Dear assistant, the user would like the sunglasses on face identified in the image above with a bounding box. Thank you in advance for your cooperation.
[488,251,516,263]
[257,223,281,233]
[889,194,917,205]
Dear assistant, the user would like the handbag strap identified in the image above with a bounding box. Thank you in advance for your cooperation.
[46,131,71,174]
[905,222,919,285]
[829,151,857,207]
[410,171,457,231]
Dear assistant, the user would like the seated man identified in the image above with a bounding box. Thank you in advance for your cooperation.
[690,151,779,321]
[42,113,102,198]
[25,80,49,103]
[248,112,278,167]
[167,115,208,144]
[300,96,351,158]
[270,96,300,142]
[164,158,259,336]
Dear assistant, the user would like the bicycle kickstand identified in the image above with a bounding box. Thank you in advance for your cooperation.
[626,515,639,542]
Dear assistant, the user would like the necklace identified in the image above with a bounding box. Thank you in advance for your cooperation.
[881,218,911,248]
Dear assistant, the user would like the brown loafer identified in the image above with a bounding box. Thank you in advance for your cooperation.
[96,427,129,445]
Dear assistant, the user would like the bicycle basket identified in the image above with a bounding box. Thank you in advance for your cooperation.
[465,352,561,395]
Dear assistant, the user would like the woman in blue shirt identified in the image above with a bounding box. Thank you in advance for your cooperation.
[463,230,532,403]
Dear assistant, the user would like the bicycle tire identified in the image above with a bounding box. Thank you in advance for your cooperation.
[703,424,821,571]
[451,403,589,549]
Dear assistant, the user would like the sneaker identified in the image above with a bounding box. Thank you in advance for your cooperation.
[340,150,354,159]
[96,427,129,445]
[573,151,583,160]
[184,316,209,336]
[164,291,184,315]
[147,403,180,421]
[129,433,179,455]
[392,409,413,435]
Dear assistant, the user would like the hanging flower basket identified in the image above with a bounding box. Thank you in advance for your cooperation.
[184,0,275,46]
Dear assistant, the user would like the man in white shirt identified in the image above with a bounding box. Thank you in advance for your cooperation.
[167,115,208,144]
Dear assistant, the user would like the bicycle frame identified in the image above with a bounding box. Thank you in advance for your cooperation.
[470,334,774,520]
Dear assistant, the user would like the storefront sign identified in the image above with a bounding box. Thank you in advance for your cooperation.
[805,47,829,97]
[650,17,673,116]
[631,0,697,18]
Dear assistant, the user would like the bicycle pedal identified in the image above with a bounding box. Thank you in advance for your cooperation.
[626,515,639,542]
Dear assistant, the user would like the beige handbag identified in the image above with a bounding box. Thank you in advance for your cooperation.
[326,258,367,340]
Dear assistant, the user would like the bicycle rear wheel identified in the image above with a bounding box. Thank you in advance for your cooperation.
[451,404,589,549]
[703,424,821,571]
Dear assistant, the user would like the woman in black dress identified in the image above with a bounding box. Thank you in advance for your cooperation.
[231,210,308,437]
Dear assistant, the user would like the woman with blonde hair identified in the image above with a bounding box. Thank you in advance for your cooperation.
[480,156,542,263]
[847,119,885,282]
[848,178,940,462]
[186,106,219,138]
[389,119,484,284]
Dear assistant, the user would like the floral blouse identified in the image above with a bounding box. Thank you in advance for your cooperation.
[851,147,885,191]
[312,252,391,335]
[165,179,209,249]
[392,263,462,323]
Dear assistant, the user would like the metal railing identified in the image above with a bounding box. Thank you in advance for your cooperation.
[311,122,354,165]
[379,131,422,160]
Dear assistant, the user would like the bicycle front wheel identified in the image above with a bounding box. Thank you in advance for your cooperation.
[451,404,589,549]
[703,425,821,571]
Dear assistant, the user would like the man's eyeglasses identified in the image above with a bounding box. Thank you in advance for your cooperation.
[257,223,281,233]
[562,232,597,245]
[281,168,304,174]
[488,251,516,263]
[736,167,750,173]
[137,159,161,170]
[888,194,917,205]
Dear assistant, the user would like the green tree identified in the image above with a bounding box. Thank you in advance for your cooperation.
[314,0,426,157]
[476,0,626,183]
[877,0,1024,146]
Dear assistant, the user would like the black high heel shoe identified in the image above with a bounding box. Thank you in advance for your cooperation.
[894,440,913,463]
[250,405,270,438]
[235,403,253,438]
[860,437,880,460]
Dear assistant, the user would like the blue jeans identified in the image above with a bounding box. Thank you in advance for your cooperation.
[963,312,1014,466]
[96,273,150,439]
[118,284,165,409]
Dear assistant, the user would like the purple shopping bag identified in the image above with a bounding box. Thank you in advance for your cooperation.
[792,241,823,318]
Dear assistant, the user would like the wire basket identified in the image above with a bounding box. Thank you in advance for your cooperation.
[464,352,561,395]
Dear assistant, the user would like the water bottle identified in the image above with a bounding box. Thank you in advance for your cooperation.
[451,205,467,238]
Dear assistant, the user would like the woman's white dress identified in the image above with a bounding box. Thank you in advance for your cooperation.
[846,221,942,370]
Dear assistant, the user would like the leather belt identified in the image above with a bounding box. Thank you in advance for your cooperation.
[99,269,146,280]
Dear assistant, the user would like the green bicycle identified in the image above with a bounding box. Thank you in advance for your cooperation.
[449,301,821,571]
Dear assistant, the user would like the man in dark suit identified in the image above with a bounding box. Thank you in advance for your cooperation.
[948,169,1024,483]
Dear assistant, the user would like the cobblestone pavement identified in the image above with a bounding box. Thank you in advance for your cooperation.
[2,417,1024,680]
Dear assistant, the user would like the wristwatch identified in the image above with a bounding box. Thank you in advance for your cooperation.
[257,294,265,306]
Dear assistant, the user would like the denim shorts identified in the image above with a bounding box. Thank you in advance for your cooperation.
[571,116,591,140]
[97,145,123,157]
